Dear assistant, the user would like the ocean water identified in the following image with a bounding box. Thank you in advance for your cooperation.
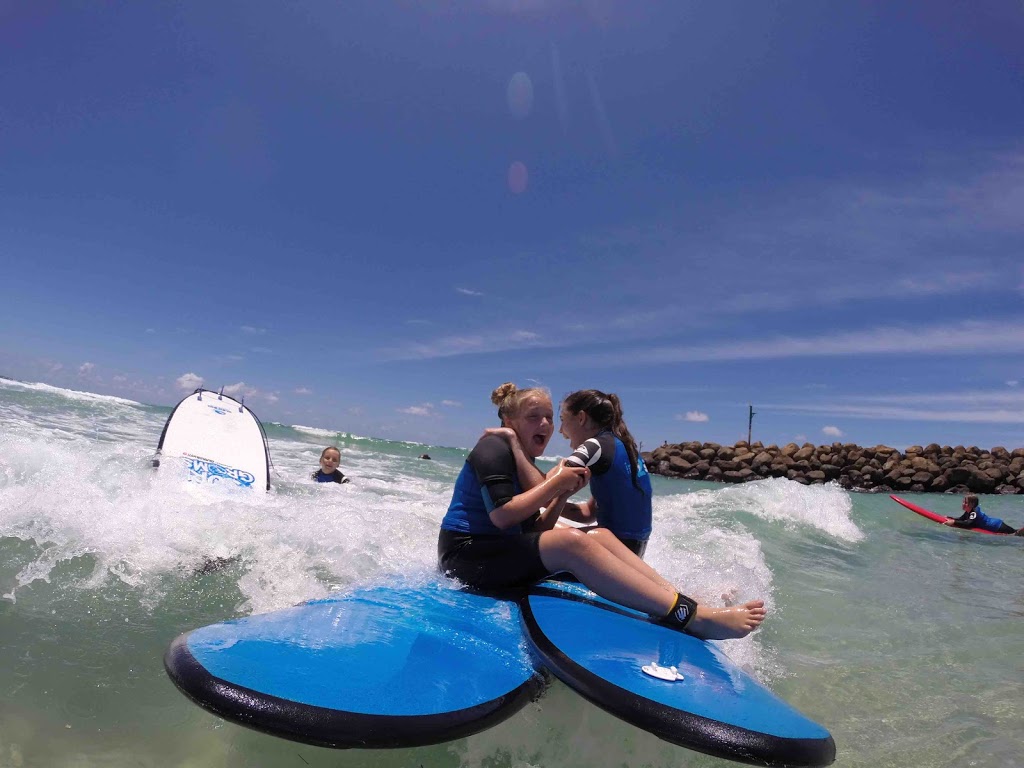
[1,379,1021,768]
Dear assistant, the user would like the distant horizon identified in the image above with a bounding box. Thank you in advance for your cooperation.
[3,3,1022,452]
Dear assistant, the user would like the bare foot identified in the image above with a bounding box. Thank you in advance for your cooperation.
[685,600,766,640]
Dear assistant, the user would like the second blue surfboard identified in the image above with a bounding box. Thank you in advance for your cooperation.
[521,580,835,767]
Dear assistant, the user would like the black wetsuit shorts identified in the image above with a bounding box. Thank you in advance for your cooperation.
[437,528,551,590]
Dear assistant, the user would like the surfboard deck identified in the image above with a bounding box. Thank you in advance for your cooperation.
[890,494,1011,536]
[155,388,271,490]
[164,582,545,749]
[520,579,835,767]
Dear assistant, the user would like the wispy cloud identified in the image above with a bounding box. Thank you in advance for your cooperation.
[294,386,313,395]
[240,325,266,335]
[378,328,549,361]
[455,287,483,297]
[78,362,95,376]
[567,319,1024,367]
[765,388,1024,424]
[567,149,1024,338]
[441,399,462,407]
[822,425,844,437]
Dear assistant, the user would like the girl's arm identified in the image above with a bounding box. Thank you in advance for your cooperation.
[489,461,588,530]
[558,496,596,524]
[482,427,546,489]
[529,492,573,531]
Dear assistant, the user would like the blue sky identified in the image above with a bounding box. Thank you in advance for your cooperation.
[2,1,1024,451]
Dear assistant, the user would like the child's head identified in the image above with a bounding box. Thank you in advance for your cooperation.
[490,382,554,457]
[320,446,342,473]
[561,389,644,492]
[962,493,979,511]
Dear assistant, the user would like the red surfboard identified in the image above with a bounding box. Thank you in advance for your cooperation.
[889,495,1012,536]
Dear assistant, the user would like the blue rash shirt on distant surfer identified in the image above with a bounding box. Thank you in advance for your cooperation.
[566,432,652,541]
[312,469,349,484]
[951,504,1009,533]
[441,434,524,535]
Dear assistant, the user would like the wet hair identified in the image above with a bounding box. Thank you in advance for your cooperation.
[320,446,341,460]
[562,389,643,492]
[491,382,551,425]
[963,493,978,510]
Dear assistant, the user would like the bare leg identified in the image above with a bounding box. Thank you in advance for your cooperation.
[584,528,675,591]
[538,528,676,615]
[539,528,768,640]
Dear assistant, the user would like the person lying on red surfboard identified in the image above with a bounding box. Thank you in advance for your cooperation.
[942,494,1024,535]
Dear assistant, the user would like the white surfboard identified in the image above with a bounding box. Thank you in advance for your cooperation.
[155,389,271,490]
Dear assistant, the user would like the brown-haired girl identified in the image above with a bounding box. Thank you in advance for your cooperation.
[558,389,651,556]
[437,382,766,640]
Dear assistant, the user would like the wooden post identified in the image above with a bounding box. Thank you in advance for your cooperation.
[747,404,756,445]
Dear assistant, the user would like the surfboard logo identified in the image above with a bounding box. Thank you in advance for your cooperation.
[187,458,256,488]
[207,405,230,415]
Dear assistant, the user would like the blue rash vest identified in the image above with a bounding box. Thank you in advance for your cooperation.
[441,434,525,536]
[567,432,652,541]
[953,504,1006,533]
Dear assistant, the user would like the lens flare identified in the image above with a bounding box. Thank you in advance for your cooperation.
[507,161,528,194]
[506,72,533,119]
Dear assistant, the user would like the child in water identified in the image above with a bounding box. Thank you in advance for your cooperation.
[943,494,1023,535]
[312,446,350,484]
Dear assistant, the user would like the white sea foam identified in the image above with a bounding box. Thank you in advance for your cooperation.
[0,378,142,407]
[289,424,341,438]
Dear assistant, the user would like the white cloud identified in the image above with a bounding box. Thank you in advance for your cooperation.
[398,403,435,417]
[441,399,462,407]
[264,392,279,404]
[78,362,95,376]
[240,325,266,335]
[176,372,204,391]
[455,287,483,297]
[223,382,258,399]
[510,330,541,342]
[677,410,709,422]
[1008,380,1019,387]
[822,425,844,437]
[294,387,313,395]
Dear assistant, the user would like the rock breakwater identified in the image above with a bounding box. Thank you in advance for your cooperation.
[642,441,1024,495]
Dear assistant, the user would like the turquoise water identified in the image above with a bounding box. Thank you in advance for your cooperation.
[1,379,1021,768]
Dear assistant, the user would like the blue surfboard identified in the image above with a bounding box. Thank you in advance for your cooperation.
[164,581,546,748]
[520,580,835,767]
